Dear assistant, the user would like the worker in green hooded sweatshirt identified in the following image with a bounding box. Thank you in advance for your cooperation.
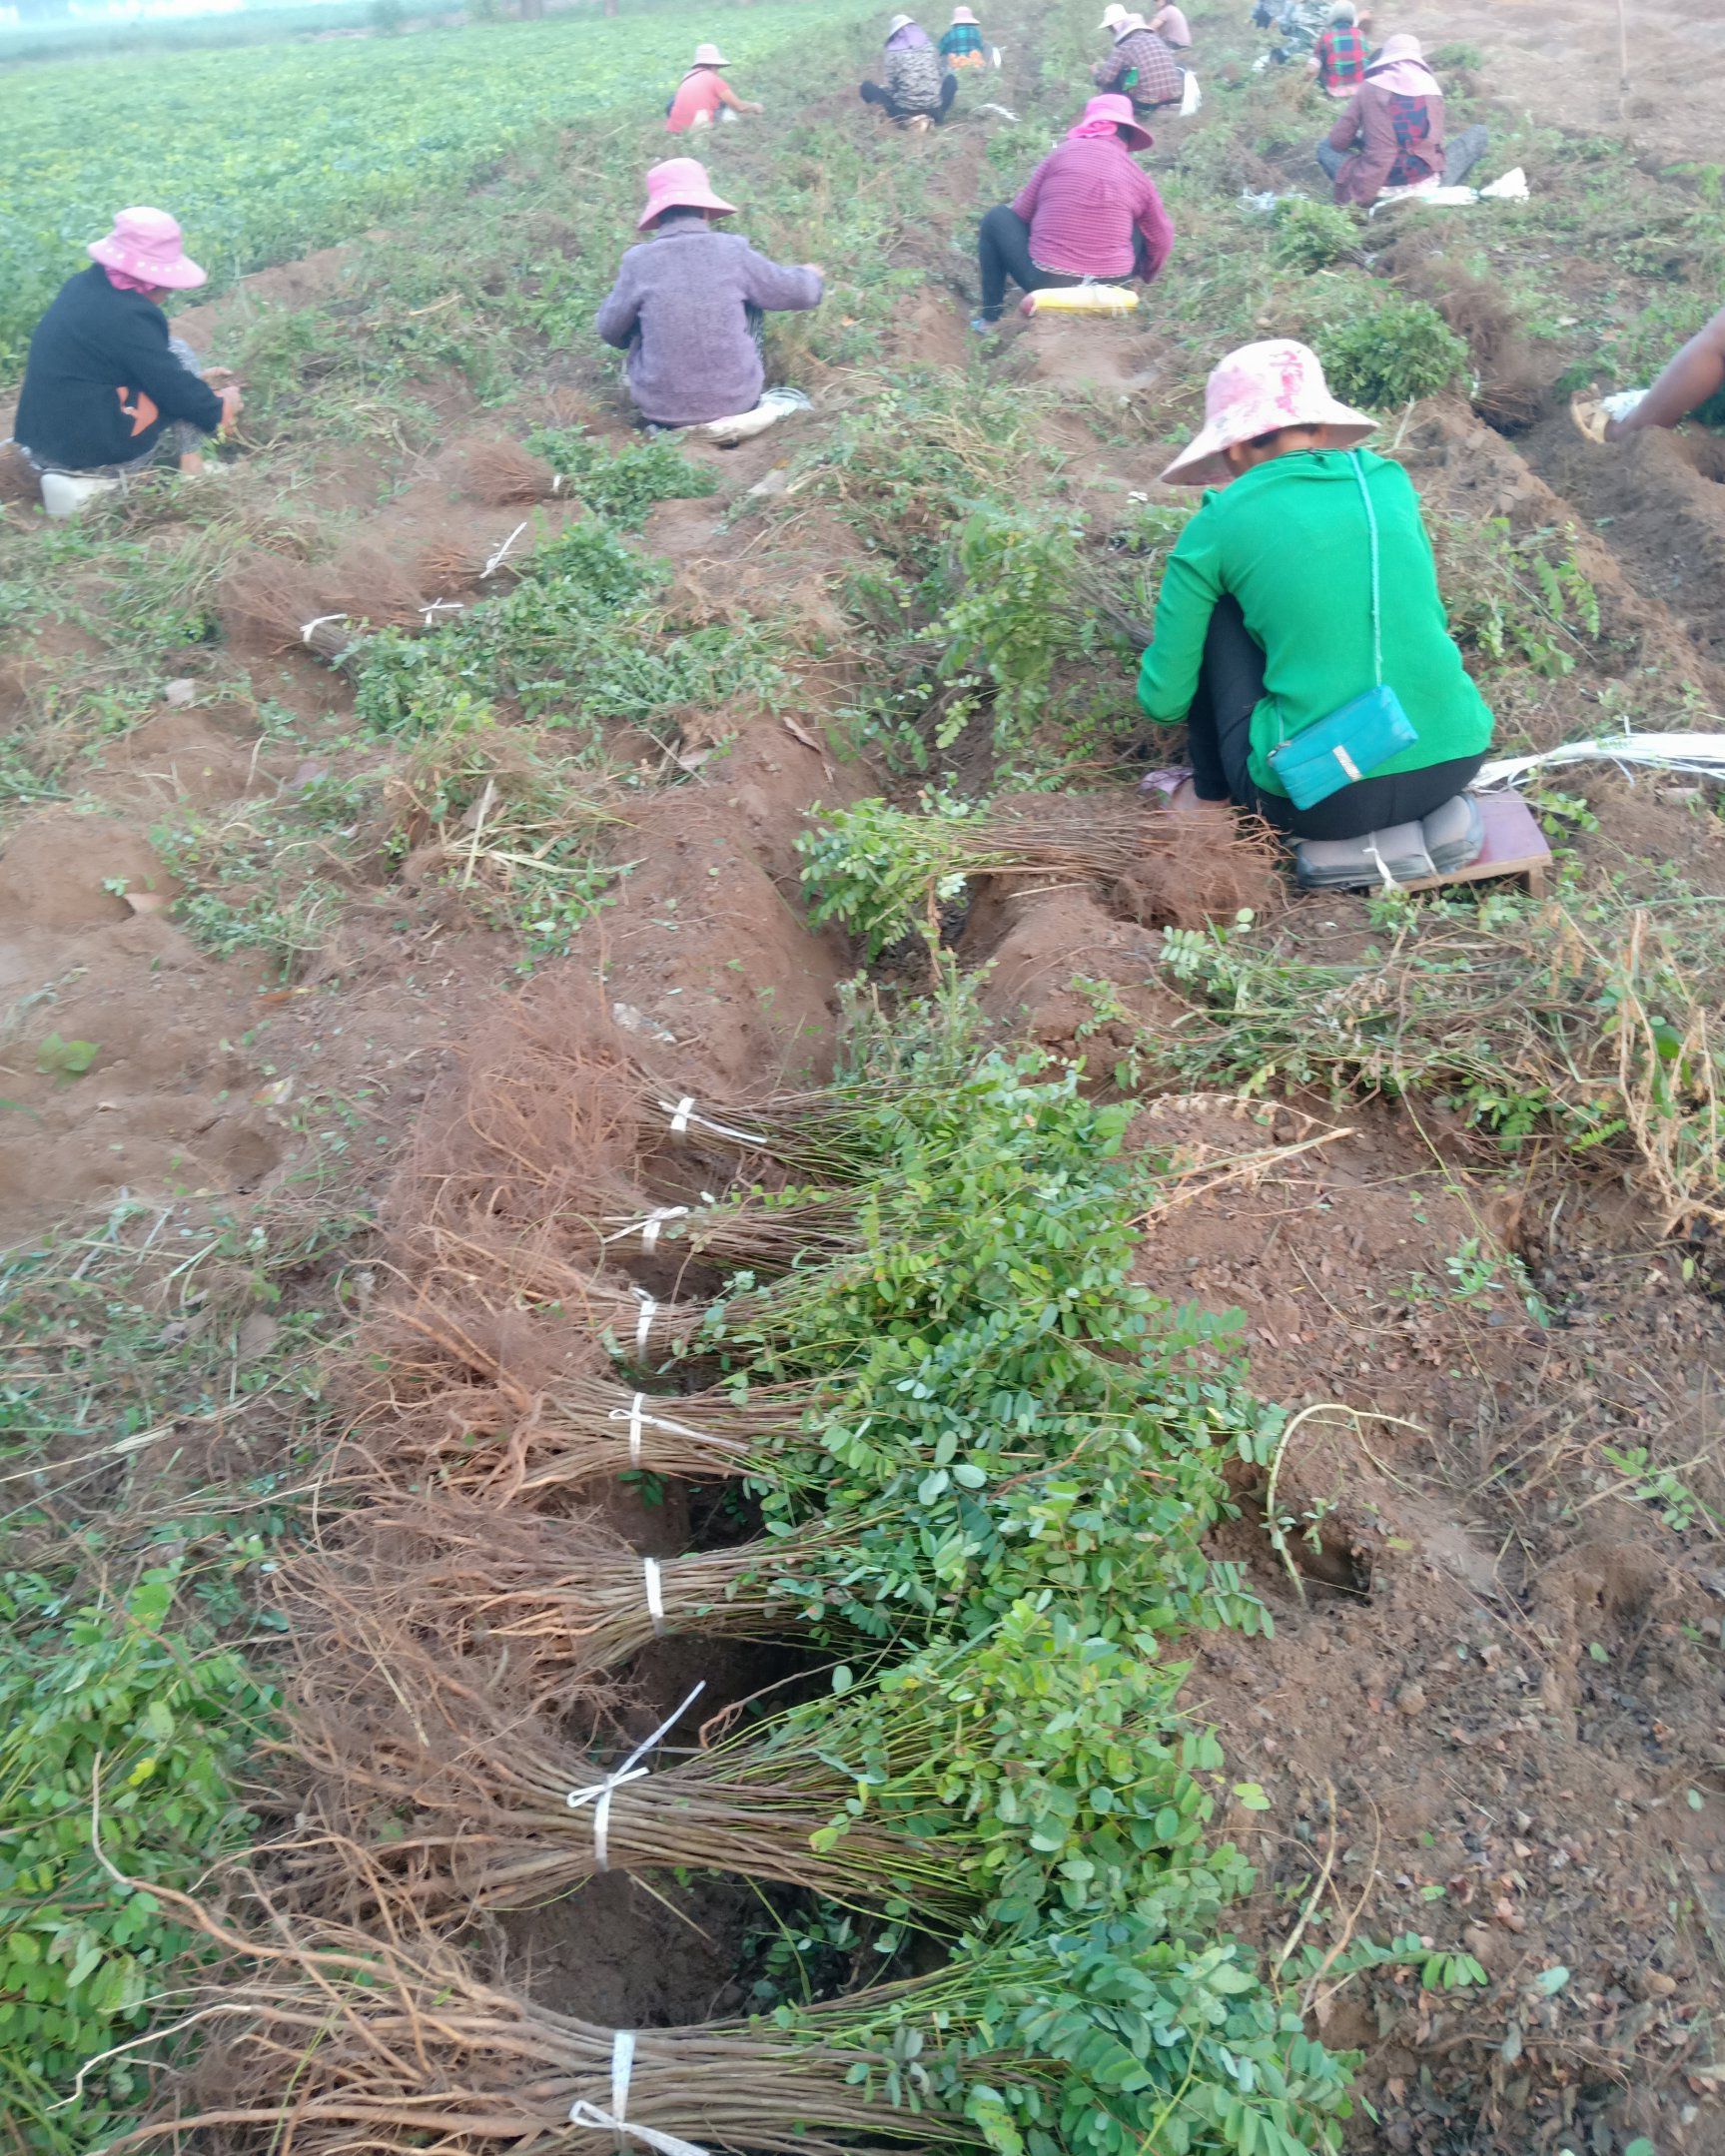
[1137,339,1493,844]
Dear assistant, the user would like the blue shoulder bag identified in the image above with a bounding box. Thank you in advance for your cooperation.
[1266,451,1416,812]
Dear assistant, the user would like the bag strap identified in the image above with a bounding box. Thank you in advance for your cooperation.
[1349,448,1382,688]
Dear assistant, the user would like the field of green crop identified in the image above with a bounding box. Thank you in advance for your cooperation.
[0,0,868,366]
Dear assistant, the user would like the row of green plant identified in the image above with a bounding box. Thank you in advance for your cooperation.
[0,1205,348,2152]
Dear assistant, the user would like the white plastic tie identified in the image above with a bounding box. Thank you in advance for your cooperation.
[564,1684,704,1872]
[656,1095,766,1147]
[300,612,348,644]
[1367,840,1398,893]
[568,2027,717,2155]
[643,1557,666,1636]
[606,1396,747,1457]
[632,1294,658,1353]
[602,1205,690,1251]
[481,520,528,578]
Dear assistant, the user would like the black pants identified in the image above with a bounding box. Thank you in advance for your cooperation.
[976,205,1082,321]
[1187,597,1483,841]
[860,73,957,121]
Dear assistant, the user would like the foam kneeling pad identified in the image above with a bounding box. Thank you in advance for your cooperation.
[1020,285,1138,318]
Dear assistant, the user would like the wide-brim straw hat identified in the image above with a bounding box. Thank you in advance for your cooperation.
[952,6,980,21]
[1161,339,1376,486]
[691,41,729,65]
[1079,90,1155,152]
[637,157,738,230]
[1099,2,1126,24]
[887,13,915,32]
[87,206,205,291]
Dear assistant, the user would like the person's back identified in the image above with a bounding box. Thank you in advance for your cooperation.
[1312,22,1366,93]
[885,37,945,109]
[15,263,221,472]
[596,196,823,427]
[1144,448,1490,792]
[667,68,727,132]
[1098,24,1183,107]
[1015,134,1163,278]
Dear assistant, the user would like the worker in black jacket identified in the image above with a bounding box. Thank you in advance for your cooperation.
[13,208,242,506]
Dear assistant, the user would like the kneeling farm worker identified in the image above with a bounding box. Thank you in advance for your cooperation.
[595,161,823,431]
[1136,339,1494,845]
[973,93,1173,330]
[1317,32,1488,203]
[666,43,762,133]
[861,13,958,125]
[12,206,242,514]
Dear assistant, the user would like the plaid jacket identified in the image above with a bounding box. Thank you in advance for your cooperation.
[1313,26,1366,91]
[1092,26,1183,108]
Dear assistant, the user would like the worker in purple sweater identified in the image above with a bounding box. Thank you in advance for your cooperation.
[972,95,1174,330]
[596,160,824,429]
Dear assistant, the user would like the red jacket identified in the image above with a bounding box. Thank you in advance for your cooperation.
[1012,135,1174,282]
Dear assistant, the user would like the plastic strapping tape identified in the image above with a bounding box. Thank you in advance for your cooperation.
[632,1291,657,1352]
[564,1683,704,1872]
[299,613,348,643]
[606,1397,747,1458]
[656,1096,766,1148]
[568,2024,714,2156]
[643,1557,665,1636]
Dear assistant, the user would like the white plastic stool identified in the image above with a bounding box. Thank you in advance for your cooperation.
[41,471,123,518]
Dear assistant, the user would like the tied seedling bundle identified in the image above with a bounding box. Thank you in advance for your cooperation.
[118,1897,1357,2156]
[283,1639,971,1923]
[350,1290,823,1496]
[287,1604,1242,1944]
[798,791,1282,960]
[282,1499,826,1707]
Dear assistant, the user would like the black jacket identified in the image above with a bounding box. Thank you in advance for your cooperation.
[13,265,224,471]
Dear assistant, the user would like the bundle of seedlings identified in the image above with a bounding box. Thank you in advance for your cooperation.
[799,790,1282,960]
[346,1288,829,1497]
[117,1890,1356,2155]
[282,1637,973,1922]
[417,509,555,596]
[1157,892,1725,1229]
[280,1498,827,1708]
[446,432,568,507]
[220,535,430,662]
[284,1602,1228,1940]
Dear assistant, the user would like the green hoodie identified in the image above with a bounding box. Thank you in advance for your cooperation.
[1136,447,1494,799]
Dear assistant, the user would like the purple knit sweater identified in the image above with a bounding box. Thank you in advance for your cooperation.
[595,213,824,426]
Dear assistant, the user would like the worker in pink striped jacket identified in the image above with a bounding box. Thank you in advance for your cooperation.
[972,94,1173,330]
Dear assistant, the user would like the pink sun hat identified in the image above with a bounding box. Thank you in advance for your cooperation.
[952,6,980,20]
[1071,91,1155,152]
[1160,339,1376,486]
[637,157,738,230]
[87,207,206,291]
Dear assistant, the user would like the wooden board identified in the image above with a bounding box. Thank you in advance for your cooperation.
[1394,790,1552,897]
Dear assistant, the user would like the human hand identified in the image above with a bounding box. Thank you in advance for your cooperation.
[204,363,236,384]
[218,383,245,430]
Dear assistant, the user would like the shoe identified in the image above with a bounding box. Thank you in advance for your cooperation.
[1419,792,1484,874]
[970,314,1001,335]
[1294,821,1434,891]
